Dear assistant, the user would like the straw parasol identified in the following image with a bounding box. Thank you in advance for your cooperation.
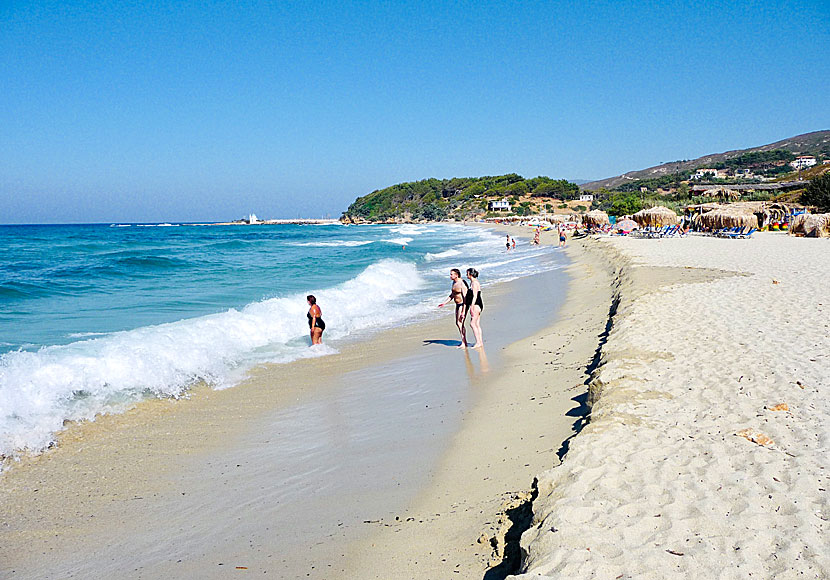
[697,206,758,230]
[708,186,741,201]
[614,218,638,232]
[791,213,830,237]
[583,209,609,227]
[632,206,678,228]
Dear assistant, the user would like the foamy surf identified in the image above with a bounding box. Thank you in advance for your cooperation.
[0,223,566,463]
[0,259,423,459]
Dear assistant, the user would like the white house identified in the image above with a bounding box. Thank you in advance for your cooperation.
[579,193,594,202]
[693,168,728,180]
[790,156,817,170]
[489,199,511,211]
[246,213,259,224]
[734,168,755,178]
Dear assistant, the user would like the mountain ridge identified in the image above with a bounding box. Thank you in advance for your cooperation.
[581,130,830,191]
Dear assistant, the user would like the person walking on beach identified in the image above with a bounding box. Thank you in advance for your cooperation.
[438,268,468,348]
[558,226,567,247]
[307,295,325,345]
[465,268,484,348]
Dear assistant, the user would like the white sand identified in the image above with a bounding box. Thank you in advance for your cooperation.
[511,232,830,579]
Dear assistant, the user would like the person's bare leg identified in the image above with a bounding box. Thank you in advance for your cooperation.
[455,305,467,348]
[469,306,483,348]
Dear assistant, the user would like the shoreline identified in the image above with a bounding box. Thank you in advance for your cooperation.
[0,227,584,579]
[337,226,615,578]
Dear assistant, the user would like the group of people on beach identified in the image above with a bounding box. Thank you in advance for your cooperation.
[439,268,484,349]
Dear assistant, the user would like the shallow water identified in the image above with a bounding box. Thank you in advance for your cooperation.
[0,222,566,457]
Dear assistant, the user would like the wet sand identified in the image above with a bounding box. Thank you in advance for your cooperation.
[0,228,612,580]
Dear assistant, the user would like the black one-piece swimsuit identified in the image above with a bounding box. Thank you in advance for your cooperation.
[464,284,483,311]
[307,311,326,331]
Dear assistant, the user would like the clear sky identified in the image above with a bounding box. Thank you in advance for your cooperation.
[2,0,829,223]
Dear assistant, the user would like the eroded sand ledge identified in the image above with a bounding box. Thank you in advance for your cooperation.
[338,228,616,579]
[510,233,829,579]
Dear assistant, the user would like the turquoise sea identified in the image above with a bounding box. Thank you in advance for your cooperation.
[0,222,565,457]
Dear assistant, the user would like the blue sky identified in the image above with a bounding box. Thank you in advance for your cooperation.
[2,1,828,223]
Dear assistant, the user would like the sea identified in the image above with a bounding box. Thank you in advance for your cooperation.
[0,222,565,459]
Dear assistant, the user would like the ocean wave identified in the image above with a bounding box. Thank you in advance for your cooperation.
[288,240,374,247]
[0,259,424,458]
[382,237,413,245]
[424,249,462,262]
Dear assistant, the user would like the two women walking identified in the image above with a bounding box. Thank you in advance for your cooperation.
[439,267,484,349]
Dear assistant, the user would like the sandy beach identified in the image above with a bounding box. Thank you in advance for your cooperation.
[4,226,825,580]
[511,232,829,579]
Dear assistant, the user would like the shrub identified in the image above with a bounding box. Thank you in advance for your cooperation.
[802,173,830,212]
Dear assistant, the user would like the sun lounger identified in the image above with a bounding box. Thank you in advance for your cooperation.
[728,227,756,239]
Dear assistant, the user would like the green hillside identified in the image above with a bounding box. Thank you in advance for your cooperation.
[341,174,579,222]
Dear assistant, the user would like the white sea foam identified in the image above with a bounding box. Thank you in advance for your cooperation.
[289,240,373,247]
[383,237,414,245]
[423,248,462,262]
[386,224,429,236]
[0,259,424,458]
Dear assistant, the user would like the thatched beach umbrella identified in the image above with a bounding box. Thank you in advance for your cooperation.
[698,206,758,230]
[791,213,830,237]
[632,206,678,228]
[583,210,609,227]
[709,186,741,201]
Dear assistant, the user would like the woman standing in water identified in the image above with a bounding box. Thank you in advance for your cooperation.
[465,268,484,348]
[307,294,325,345]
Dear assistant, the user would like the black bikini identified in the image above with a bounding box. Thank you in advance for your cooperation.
[307,311,326,331]
[464,282,484,311]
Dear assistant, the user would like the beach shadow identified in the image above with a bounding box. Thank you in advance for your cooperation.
[481,480,538,580]
[422,339,462,347]
[556,293,620,462]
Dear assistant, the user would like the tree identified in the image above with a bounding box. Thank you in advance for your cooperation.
[610,193,643,216]
[802,173,830,212]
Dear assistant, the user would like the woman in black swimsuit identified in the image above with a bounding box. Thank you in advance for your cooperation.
[307,294,325,345]
[465,268,484,348]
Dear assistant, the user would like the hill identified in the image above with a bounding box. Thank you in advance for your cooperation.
[581,130,830,191]
[341,174,581,223]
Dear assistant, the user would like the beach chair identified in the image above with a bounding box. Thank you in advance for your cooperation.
[661,225,679,237]
[717,227,740,238]
[729,227,756,239]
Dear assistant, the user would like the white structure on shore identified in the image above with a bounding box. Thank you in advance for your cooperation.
[579,193,594,202]
[246,213,259,224]
[489,199,512,211]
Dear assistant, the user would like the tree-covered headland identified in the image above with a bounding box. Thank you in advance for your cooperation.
[341,174,580,222]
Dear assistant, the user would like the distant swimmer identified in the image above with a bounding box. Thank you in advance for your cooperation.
[465,268,484,348]
[307,294,325,345]
[438,268,468,348]
[511,237,516,250]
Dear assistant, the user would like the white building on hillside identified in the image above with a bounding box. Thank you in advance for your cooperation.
[489,199,511,211]
[791,156,817,170]
[693,168,728,180]
[579,193,594,202]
